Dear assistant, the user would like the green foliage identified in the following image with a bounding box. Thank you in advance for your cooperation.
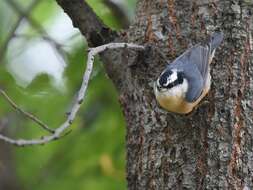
[86,0,137,29]
[0,0,137,189]
[86,0,120,29]
[31,1,58,25]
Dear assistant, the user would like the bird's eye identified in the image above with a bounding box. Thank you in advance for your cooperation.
[157,69,175,89]
[159,75,169,87]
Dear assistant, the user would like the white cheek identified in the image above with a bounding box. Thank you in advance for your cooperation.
[154,79,189,102]
[165,79,188,97]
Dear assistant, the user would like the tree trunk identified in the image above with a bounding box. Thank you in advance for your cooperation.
[121,0,253,189]
[0,120,22,190]
[56,0,253,189]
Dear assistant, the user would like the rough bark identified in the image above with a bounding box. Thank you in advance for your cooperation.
[123,0,253,189]
[56,0,253,189]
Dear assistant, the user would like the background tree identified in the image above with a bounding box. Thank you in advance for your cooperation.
[0,0,128,189]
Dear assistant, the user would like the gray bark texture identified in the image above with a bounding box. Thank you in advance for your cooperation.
[56,0,253,189]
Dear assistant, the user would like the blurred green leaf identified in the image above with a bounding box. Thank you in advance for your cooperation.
[31,1,58,25]
[0,0,132,189]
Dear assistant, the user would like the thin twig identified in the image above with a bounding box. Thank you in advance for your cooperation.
[0,0,42,62]
[0,89,55,133]
[0,42,144,146]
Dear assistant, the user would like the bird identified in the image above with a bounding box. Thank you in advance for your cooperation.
[154,32,224,114]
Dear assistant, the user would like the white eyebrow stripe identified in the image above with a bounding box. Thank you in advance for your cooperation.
[165,70,177,86]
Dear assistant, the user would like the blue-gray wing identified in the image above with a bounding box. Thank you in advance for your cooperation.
[187,45,210,83]
[173,45,210,84]
[166,33,223,102]
[169,32,223,83]
[167,61,204,102]
[184,63,204,102]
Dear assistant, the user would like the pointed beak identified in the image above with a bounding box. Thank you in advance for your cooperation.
[154,80,165,92]
[157,85,162,91]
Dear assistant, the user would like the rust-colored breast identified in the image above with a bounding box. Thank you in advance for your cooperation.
[157,86,210,114]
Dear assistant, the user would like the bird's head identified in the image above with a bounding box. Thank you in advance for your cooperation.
[155,69,187,94]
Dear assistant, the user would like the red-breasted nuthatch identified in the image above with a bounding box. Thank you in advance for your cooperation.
[154,32,224,114]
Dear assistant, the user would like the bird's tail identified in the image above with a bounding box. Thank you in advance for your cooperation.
[209,32,224,53]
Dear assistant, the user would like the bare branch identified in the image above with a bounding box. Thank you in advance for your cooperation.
[0,89,55,133]
[0,43,144,146]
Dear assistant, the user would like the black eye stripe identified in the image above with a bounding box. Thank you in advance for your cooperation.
[167,79,181,88]
[158,71,184,89]
[177,72,184,83]
[158,70,173,87]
